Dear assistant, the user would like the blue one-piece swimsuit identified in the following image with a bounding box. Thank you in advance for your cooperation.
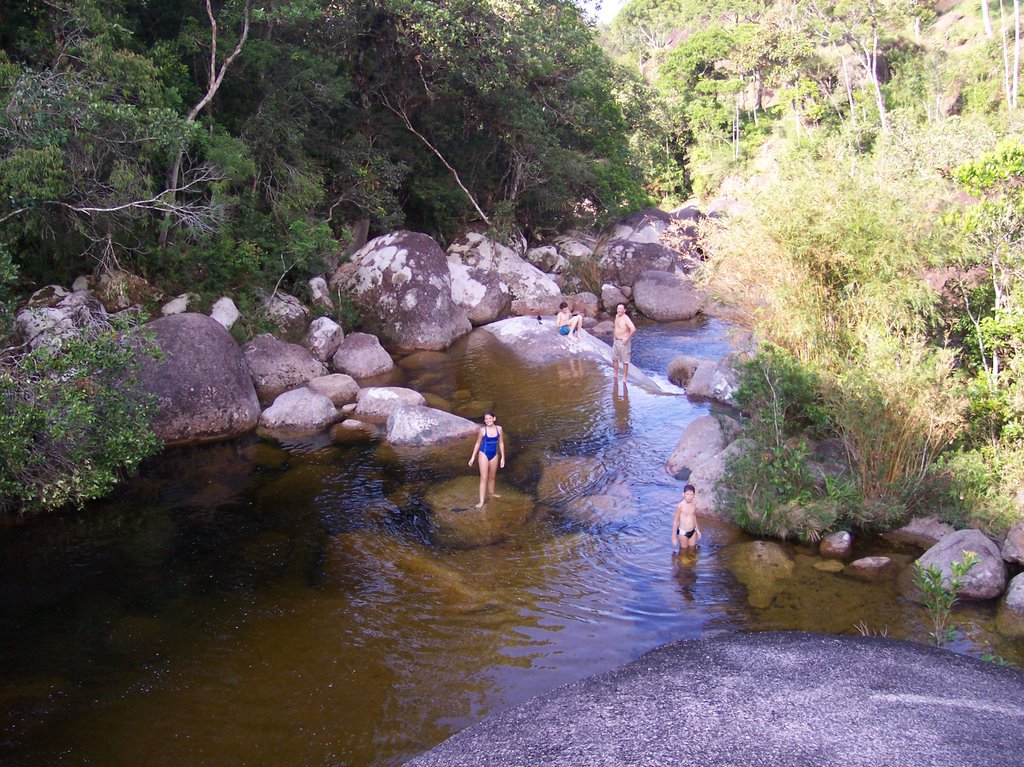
[480,428,499,460]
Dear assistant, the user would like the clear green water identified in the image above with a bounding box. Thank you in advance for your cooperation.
[1,319,1019,766]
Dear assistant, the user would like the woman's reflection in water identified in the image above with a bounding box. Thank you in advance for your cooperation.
[672,546,699,603]
[612,379,629,433]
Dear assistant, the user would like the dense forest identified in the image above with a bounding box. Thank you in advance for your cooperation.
[2,0,1023,540]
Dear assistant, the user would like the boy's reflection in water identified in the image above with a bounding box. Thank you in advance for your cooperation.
[672,546,699,603]
[612,379,629,433]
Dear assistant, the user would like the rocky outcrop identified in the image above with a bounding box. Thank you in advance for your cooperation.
[448,232,561,309]
[241,334,327,406]
[385,405,478,446]
[665,415,748,519]
[907,529,1007,601]
[330,332,395,378]
[632,270,703,321]
[407,632,1024,767]
[479,317,662,390]
[448,261,512,325]
[598,240,680,288]
[333,230,472,350]
[138,313,261,445]
[1002,521,1024,565]
[14,288,109,350]
[684,357,739,404]
[258,388,339,433]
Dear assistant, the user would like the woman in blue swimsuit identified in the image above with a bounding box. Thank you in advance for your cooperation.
[468,411,505,508]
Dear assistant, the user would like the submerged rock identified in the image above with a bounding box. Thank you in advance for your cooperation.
[424,476,534,548]
[726,540,796,609]
[536,457,605,503]
[843,556,898,582]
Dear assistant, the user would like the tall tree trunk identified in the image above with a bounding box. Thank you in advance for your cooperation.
[160,0,250,248]
[1014,0,1021,107]
[1000,0,1014,109]
[983,0,995,37]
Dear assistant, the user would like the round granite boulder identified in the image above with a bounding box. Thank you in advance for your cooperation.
[332,230,472,351]
[138,313,261,445]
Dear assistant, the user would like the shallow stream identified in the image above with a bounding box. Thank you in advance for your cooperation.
[1,318,1019,766]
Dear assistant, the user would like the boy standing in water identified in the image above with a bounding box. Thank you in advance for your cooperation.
[672,484,701,551]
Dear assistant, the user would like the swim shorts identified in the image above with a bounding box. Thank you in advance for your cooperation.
[612,337,631,364]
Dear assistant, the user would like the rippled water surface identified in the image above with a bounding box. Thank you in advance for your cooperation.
[1,319,1019,766]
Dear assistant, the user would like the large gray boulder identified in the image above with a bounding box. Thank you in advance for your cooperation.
[330,332,395,378]
[448,232,561,308]
[14,287,109,350]
[258,388,339,433]
[407,632,1024,767]
[632,269,703,321]
[241,334,327,406]
[604,208,672,244]
[685,357,740,404]
[355,386,426,420]
[1002,521,1024,565]
[332,230,471,350]
[448,261,512,325]
[138,313,261,445]
[907,529,1007,601]
[665,414,730,478]
[597,240,680,288]
[386,405,478,446]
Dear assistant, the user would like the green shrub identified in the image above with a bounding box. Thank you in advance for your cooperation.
[0,315,162,514]
[912,550,979,647]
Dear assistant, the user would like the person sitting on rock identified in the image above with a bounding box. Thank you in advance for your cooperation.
[556,302,583,340]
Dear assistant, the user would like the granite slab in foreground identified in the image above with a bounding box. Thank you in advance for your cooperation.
[406,632,1024,767]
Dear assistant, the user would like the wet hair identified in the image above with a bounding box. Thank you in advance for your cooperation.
[683,484,696,493]
[483,411,495,420]
[559,301,569,310]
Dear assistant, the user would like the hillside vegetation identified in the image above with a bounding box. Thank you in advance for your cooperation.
[604,0,1024,536]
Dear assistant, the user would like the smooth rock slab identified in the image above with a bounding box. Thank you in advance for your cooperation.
[407,632,1024,767]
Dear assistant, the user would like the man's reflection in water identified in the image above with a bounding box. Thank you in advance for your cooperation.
[672,546,699,603]
[612,379,629,432]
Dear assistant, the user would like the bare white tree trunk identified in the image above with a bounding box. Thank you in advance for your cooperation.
[1000,0,1014,109]
[983,0,995,37]
[160,0,250,247]
[1014,0,1021,107]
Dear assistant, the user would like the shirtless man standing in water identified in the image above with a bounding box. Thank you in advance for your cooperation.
[672,484,702,551]
[612,303,636,379]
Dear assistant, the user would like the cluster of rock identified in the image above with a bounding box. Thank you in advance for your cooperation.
[13,206,710,448]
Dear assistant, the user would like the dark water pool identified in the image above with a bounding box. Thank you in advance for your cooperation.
[0,318,1018,766]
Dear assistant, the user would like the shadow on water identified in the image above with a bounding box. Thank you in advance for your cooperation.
[0,317,1020,766]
